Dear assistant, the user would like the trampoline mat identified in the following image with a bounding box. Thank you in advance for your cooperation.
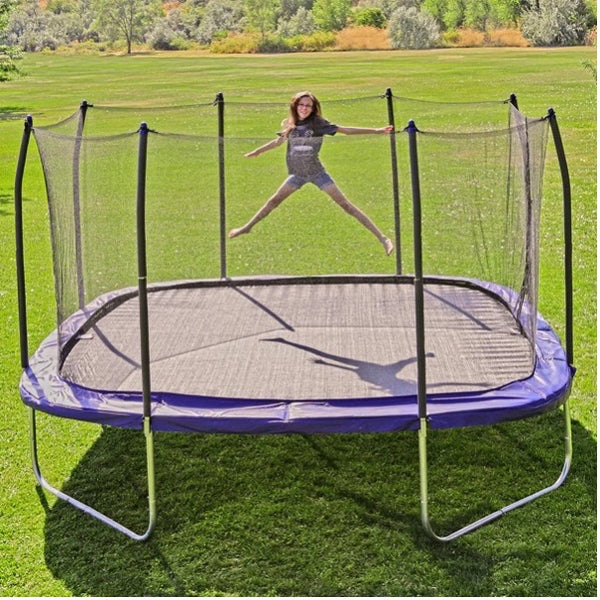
[60,280,534,401]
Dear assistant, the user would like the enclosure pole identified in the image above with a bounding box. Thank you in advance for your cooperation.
[385,88,402,274]
[406,117,433,531]
[515,112,534,318]
[136,122,152,420]
[216,92,227,279]
[73,100,91,308]
[504,97,517,249]
[405,119,435,540]
[135,121,158,539]
[406,120,428,419]
[546,108,574,367]
[15,116,33,369]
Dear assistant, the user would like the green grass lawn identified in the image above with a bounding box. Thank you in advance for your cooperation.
[0,47,596,596]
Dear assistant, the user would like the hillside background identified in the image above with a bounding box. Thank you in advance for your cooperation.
[0,0,597,58]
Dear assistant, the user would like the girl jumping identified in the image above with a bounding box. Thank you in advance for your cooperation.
[228,91,394,256]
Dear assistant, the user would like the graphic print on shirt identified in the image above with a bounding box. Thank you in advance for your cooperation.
[286,117,338,177]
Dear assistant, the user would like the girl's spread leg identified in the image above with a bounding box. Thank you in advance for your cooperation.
[382,237,394,256]
[229,182,297,238]
[323,184,394,255]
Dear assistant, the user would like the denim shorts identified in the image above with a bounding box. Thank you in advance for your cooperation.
[285,171,334,190]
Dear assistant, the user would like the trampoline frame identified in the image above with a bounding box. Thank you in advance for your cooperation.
[14,93,574,543]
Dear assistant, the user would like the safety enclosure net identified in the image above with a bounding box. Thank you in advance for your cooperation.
[31,94,548,386]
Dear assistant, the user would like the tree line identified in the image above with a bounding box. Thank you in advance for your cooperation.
[0,0,596,65]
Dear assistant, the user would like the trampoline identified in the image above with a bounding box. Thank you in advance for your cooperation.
[21,275,571,434]
[15,92,575,542]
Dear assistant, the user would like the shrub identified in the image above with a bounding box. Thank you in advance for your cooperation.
[146,7,196,50]
[581,58,597,80]
[352,7,386,28]
[336,25,390,50]
[442,27,529,48]
[446,27,484,47]
[196,0,244,45]
[585,25,596,46]
[166,36,192,50]
[485,28,528,48]
[147,20,192,50]
[209,30,336,54]
[366,0,420,20]
[388,6,440,49]
[287,31,336,51]
[0,44,21,81]
[521,0,589,47]
[209,32,258,53]
[277,7,317,37]
[440,28,460,46]
[256,34,292,53]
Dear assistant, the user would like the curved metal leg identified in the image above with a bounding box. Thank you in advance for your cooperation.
[418,402,572,542]
[29,408,157,542]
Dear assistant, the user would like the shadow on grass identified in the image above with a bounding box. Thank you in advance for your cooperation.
[0,192,12,217]
[0,106,28,121]
[1,192,36,218]
[39,411,596,596]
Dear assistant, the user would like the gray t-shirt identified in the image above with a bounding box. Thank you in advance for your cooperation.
[285,115,338,177]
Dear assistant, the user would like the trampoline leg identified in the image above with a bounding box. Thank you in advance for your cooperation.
[29,408,157,542]
[418,404,573,542]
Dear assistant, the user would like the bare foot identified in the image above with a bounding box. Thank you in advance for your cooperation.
[383,237,394,256]
[228,226,250,239]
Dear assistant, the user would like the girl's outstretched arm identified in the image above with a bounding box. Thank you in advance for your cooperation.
[336,125,393,135]
[245,135,286,157]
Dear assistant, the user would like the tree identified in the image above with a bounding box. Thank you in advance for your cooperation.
[442,0,466,29]
[388,4,440,47]
[0,0,22,78]
[93,0,163,53]
[490,0,521,25]
[277,6,317,37]
[312,0,351,31]
[244,0,280,40]
[279,0,313,21]
[147,7,195,50]
[422,0,523,30]
[0,0,17,28]
[521,0,590,46]
[464,0,491,28]
[195,0,244,45]
[353,6,387,28]
[357,0,420,20]
[0,0,21,81]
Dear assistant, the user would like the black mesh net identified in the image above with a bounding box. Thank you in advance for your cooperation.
[400,105,548,346]
[30,94,548,358]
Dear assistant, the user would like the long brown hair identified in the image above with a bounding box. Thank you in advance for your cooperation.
[280,91,322,137]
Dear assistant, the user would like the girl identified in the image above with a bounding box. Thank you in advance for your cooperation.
[228,91,394,256]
